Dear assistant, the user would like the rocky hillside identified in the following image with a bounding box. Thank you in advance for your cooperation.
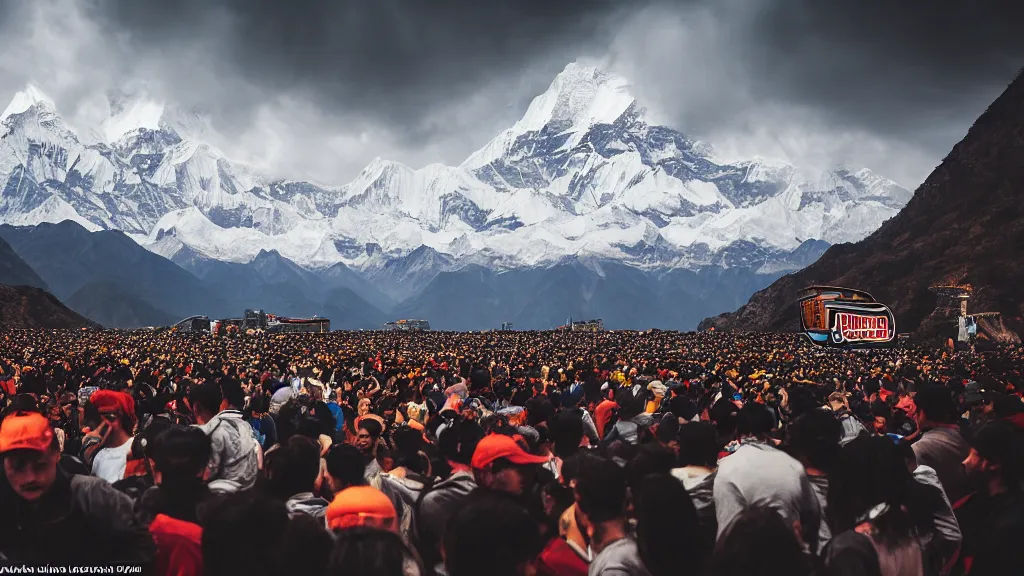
[0,284,100,329]
[701,68,1024,338]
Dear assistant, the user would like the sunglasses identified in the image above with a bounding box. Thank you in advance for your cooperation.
[100,412,120,422]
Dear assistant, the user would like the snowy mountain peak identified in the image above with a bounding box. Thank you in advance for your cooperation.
[518,62,636,133]
[462,62,637,170]
[102,95,165,142]
[1,84,57,123]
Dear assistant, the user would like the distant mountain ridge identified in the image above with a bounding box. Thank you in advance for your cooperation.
[701,68,1024,338]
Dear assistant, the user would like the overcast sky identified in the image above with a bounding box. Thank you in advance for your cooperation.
[1,0,1022,189]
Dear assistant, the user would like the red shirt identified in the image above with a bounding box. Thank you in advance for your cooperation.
[595,400,617,439]
[149,514,203,576]
[537,537,589,576]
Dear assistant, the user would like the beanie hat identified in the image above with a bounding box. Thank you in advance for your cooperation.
[326,486,397,532]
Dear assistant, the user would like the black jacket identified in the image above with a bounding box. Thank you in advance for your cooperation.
[0,469,155,566]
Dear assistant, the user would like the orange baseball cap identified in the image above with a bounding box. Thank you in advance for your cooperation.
[326,486,397,532]
[0,412,54,453]
[471,433,550,469]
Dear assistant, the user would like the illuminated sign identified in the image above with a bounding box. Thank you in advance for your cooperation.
[798,286,896,348]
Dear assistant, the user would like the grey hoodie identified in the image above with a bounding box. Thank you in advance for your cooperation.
[196,409,260,492]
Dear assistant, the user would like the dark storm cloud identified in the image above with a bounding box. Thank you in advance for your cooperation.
[86,0,635,141]
[746,0,1024,139]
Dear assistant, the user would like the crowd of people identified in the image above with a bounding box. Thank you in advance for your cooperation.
[0,327,1022,576]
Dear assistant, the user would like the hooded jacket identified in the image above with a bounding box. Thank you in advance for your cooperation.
[0,469,155,566]
[196,409,260,492]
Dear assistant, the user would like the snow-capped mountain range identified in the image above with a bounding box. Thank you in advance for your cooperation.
[0,62,912,281]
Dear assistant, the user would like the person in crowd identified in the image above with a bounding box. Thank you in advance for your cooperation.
[137,425,214,525]
[0,411,155,566]
[912,385,972,503]
[955,419,1024,576]
[671,421,720,542]
[824,435,932,576]
[265,434,330,519]
[443,489,544,576]
[201,491,289,576]
[574,454,651,576]
[786,407,843,552]
[471,432,551,496]
[898,441,962,575]
[326,526,425,576]
[713,404,821,551]
[706,504,813,576]
[189,380,260,492]
[634,473,707,576]
[84,389,137,483]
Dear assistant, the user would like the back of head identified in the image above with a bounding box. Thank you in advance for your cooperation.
[787,408,843,473]
[443,490,542,576]
[574,455,627,525]
[736,404,774,439]
[914,385,956,424]
[188,382,223,416]
[267,435,321,499]
[325,444,368,489]
[678,422,720,468]
[328,526,423,576]
[438,418,484,466]
[150,426,212,483]
[202,492,289,576]
[627,443,676,495]
[707,505,810,576]
[827,435,926,546]
[220,377,244,409]
[635,473,705,576]
[547,409,584,458]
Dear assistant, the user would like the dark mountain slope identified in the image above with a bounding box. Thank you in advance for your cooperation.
[0,284,99,329]
[0,221,227,319]
[66,281,177,328]
[701,68,1024,337]
[0,236,47,290]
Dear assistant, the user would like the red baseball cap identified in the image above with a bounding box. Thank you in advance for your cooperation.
[0,412,54,453]
[471,433,550,469]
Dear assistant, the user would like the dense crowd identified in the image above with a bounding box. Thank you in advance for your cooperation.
[0,328,1022,576]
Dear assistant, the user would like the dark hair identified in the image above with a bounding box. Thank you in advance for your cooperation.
[266,435,321,500]
[187,382,222,416]
[358,417,384,440]
[736,404,774,438]
[324,444,368,489]
[635,473,707,576]
[150,426,211,482]
[787,409,842,473]
[914,385,956,424]
[277,514,332,576]
[219,377,245,409]
[547,409,584,458]
[707,505,811,576]
[574,455,627,525]
[968,419,1024,487]
[326,526,423,576]
[202,492,289,576]
[438,419,484,465]
[443,490,543,576]
[827,435,932,548]
[678,422,720,468]
[627,443,676,495]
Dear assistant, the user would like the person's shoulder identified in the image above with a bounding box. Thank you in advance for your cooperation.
[70,475,133,510]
